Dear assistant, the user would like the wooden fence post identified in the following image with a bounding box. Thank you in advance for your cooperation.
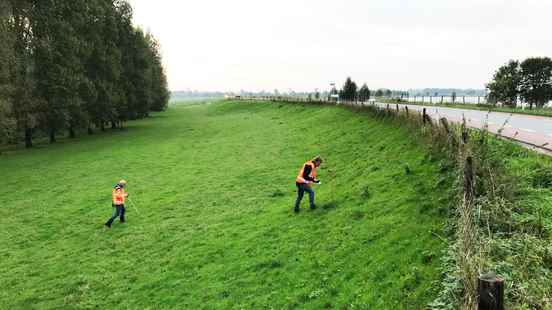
[462,117,469,144]
[464,156,474,201]
[405,106,409,116]
[478,273,504,310]
[396,104,399,112]
[423,108,427,124]
[440,117,451,134]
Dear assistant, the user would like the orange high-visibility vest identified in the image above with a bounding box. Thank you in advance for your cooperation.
[296,161,317,184]
[112,187,126,205]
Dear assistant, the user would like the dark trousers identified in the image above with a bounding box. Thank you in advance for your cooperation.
[105,204,125,227]
[295,183,315,210]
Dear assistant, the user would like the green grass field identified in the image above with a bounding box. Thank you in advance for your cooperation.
[0,100,455,309]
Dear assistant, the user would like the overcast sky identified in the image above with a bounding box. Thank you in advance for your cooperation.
[128,0,552,92]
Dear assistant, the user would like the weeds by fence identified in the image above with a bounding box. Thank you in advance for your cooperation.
[235,96,552,309]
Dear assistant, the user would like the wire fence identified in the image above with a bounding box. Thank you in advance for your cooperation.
[401,96,487,105]
[231,94,552,109]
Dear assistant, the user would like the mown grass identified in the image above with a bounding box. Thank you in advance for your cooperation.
[0,100,455,309]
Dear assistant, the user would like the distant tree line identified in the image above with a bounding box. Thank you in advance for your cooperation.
[487,57,552,109]
[0,0,169,148]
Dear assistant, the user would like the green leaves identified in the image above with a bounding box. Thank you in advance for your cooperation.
[340,77,357,101]
[520,57,552,109]
[358,83,371,101]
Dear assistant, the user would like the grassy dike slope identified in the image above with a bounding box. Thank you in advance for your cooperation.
[0,101,454,309]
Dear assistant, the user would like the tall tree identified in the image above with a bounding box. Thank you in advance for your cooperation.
[8,0,37,148]
[358,83,371,101]
[32,0,88,143]
[486,60,521,107]
[147,32,169,112]
[0,1,15,144]
[519,57,552,109]
[114,0,135,124]
[340,77,357,101]
[82,0,120,132]
[133,28,154,118]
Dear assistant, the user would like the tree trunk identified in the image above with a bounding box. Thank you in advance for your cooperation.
[49,128,56,143]
[111,121,117,129]
[100,122,105,132]
[24,127,33,148]
[478,274,504,310]
[88,124,93,135]
[69,126,76,139]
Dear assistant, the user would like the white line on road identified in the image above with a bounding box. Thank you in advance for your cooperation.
[520,128,537,133]
[547,133,552,137]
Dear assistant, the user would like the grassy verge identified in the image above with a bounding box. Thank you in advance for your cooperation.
[0,100,454,309]
[378,98,552,118]
[474,136,552,307]
[349,100,552,308]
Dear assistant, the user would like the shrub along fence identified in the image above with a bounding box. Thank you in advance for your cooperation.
[233,96,552,309]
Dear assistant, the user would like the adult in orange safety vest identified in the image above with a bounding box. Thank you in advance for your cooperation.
[105,180,129,228]
[294,156,322,213]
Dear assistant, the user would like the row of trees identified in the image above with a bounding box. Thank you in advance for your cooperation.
[338,77,371,101]
[339,77,413,101]
[487,57,552,109]
[0,0,169,148]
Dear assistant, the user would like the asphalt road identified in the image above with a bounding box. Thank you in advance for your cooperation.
[375,102,552,154]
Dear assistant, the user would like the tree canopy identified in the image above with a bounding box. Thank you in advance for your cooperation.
[487,60,521,107]
[340,77,357,101]
[520,57,552,109]
[358,83,371,101]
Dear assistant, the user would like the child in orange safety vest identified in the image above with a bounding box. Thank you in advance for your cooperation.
[294,156,322,213]
[105,180,129,228]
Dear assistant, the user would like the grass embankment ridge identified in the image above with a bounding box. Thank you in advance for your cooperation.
[1,100,454,309]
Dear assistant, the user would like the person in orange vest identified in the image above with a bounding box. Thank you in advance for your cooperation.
[294,156,322,213]
[105,180,129,228]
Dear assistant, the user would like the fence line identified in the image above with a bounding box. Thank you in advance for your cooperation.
[231,94,552,108]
